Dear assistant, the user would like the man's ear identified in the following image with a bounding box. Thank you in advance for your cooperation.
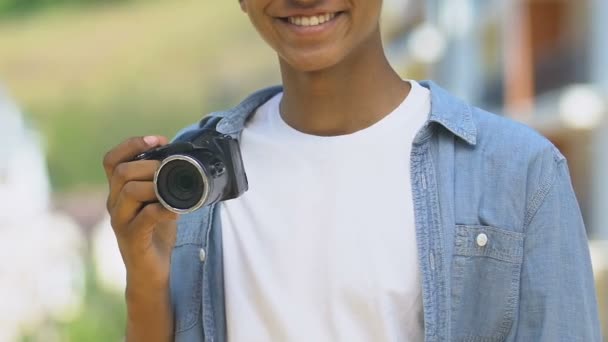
[239,0,247,13]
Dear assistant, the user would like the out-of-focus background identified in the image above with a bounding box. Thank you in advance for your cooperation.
[0,0,606,340]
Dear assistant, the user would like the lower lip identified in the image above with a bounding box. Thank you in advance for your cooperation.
[277,13,343,37]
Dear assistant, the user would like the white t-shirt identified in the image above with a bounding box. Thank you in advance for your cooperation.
[220,80,431,342]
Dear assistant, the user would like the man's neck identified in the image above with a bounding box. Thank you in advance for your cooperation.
[278,30,410,137]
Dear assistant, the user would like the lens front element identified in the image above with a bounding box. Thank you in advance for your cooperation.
[154,155,210,213]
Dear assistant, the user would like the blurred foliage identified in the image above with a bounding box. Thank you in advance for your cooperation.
[0,0,129,17]
[0,0,279,192]
[20,257,126,342]
[56,260,126,341]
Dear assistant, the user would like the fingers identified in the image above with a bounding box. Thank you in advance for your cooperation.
[110,181,158,232]
[103,135,178,287]
[103,135,169,181]
[107,160,161,211]
[128,203,179,239]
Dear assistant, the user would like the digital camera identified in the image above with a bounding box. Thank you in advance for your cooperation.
[133,126,248,214]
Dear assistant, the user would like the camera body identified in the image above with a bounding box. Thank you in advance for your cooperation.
[133,127,248,214]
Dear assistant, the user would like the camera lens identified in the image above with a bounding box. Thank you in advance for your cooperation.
[167,165,199,200]
[154,156,209,213]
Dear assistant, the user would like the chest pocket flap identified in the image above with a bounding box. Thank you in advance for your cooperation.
[454,225,523,263]
[451,224,524,341]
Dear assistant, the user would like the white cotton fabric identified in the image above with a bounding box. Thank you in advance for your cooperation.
[220,81,430,342]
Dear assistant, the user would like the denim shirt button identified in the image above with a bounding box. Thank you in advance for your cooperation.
[476,233,488,247]
[199,248,207,262]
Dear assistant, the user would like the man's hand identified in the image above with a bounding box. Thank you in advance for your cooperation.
[103,135,178,342]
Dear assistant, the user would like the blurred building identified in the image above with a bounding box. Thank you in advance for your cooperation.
[388,0,608,240]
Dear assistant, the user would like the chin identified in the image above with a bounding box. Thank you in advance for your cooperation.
[279,44,350,73]
[288,59,337,73]
[282,53,345,73]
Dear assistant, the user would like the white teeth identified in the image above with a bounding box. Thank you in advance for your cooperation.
[287,13,337,27]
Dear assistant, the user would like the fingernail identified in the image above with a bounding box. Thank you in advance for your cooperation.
[144,136,159,146]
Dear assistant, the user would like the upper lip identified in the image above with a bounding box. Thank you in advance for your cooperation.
[277,10,343,18]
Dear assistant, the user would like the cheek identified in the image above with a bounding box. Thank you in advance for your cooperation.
[354,4,382,36]
[246,11,282,51]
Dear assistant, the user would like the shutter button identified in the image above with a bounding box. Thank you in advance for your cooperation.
[476,233,488,247]
[199,248,207,262]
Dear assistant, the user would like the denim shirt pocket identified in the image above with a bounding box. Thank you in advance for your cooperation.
[451,225,524,342]
[170,212,208,336]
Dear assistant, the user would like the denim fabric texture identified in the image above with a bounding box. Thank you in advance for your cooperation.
[169,81,601,342]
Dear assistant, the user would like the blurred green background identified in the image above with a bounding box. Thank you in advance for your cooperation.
[1,1,279,340]
[0,0,126,16]
[0,0,278,193]
[1,0,607,341]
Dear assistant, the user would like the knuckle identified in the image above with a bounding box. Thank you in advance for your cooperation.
[114,163,129,182]
[122,181,137,199]
[142,203,160,218]
[102,151,114,169]
[129,136,146,150]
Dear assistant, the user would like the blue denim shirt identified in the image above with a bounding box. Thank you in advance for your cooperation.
[169,81,601,342]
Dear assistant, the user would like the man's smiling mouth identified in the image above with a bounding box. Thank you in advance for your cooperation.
[280,12,343,27]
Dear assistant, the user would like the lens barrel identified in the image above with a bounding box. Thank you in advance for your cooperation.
[153,155,211,214]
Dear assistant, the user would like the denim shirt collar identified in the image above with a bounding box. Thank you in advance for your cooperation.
[214,80,477,146]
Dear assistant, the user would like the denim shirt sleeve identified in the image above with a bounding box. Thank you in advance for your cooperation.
[515,147,601,341]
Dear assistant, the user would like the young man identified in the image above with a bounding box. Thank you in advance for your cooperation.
[102,0,601,341]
